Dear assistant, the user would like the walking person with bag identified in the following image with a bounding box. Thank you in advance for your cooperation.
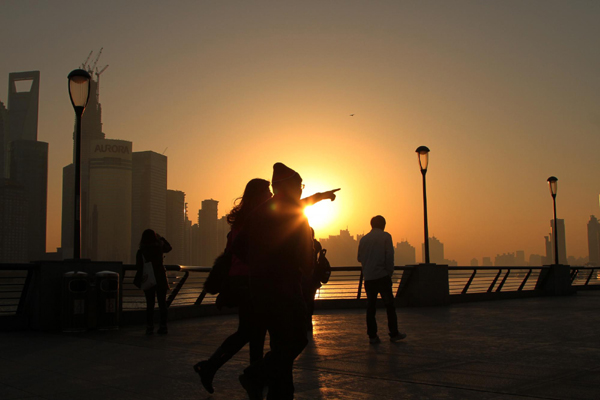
[194,178,271,394]
[194,176,339,395]
[133,229,172,335]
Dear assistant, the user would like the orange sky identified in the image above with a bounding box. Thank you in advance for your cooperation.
[1,1,599,264]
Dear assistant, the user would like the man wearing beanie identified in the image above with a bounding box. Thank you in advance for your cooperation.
[235,162,314,400]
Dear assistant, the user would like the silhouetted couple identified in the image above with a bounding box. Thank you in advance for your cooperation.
[194,163,337,399]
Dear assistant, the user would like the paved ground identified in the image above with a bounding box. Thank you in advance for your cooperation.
[1,291,600,400]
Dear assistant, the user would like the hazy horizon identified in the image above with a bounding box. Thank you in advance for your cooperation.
[1,1,599,265]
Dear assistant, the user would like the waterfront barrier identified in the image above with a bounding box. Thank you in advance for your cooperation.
[1,263,599,330]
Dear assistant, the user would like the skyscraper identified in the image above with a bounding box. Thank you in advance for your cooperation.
[9,140,48,260]
[131,151,167,261]
[543,235,552,265]
[61,164,74,258]
[0,101,7,178]
[422,236,444,264]
[183,206,192,265]
[319,229,360,267]
[587,215,600,266]
[6,72,39,143]
[198,199,219,266]
[190,223,201,266]
[396,240,416,266]
[550,219,567,265]
[2,71,48,261]
[216,215,229,256]
[165,190,185,265]
[0,179,28,262]
[88,139,132,262]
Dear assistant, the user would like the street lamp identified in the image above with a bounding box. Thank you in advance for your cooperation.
[416,146,431,264]
[68,69,91,259]
[547,176,559,265]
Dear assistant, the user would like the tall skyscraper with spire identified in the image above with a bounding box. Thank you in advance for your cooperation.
[1,71,48,261]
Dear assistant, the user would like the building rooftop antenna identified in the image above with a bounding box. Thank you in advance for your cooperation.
[162,147,168,155]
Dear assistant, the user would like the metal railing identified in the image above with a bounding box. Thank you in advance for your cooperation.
[0,264,35,317]
[117,265,600,312]
[1,263,599,322]
[449,266,543,295]
[570,266,600,288]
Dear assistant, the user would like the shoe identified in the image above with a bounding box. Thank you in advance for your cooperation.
[157,325,168,335]
[239,373,263,400]
[194,361,215,394]
[390,332,407,342]
[369,335,381,344]
[145,326,154,335]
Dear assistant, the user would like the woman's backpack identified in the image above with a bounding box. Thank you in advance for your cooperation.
[203,250,233,295]
[314,248,332,284]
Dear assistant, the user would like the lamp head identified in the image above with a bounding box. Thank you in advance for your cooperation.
[547,176,558,197]
[68,69,91,111]
[416,146,430,172]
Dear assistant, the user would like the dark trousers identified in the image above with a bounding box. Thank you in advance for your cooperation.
[244,302,308,400]
[364,275,399,338]
[302,277,320,322]
[144,286,168,327]
[220,297,266,364]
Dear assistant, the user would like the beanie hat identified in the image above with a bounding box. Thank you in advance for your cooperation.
[272,162,300,184]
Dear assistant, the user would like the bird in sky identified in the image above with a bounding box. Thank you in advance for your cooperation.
[350,114,355,116]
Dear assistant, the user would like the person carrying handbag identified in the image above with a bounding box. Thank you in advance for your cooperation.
[134,229,172,335]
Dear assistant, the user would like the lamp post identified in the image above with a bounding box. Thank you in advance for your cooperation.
[547,176,559,265]
[68,69,91,259]
[416,146,431,264]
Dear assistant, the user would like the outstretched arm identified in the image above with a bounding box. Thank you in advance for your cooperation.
[301,188,340,207]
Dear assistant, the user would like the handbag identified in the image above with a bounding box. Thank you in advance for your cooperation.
[315,248,332,284]
[203,250,233,295]
[140,254,157,291]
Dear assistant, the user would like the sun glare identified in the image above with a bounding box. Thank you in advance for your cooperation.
[304,201,336,231]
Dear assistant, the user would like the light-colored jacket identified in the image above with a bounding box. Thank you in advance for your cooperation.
[357,228,394,281]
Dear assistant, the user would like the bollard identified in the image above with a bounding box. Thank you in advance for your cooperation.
[61,271,88,332]
[95,271,120,330]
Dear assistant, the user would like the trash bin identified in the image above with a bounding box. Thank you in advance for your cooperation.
[96,271,120,330]
[61,271,89,332]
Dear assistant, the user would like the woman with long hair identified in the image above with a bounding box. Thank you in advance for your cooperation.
[134,229,172,335]
[194,178,339,394]
[194,178,271,394]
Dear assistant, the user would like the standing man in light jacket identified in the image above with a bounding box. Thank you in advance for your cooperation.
[357,215,406,344]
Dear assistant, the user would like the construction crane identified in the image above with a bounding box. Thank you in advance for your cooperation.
[90,47,103,73]
[81,51,93,70]
[95,64,109,102]
[96,65,109,78]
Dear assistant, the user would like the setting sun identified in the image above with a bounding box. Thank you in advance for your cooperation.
[304,201,337,231]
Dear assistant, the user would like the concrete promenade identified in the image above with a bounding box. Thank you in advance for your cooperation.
[1,291,599,399]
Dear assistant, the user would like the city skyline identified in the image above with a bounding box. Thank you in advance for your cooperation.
[1,1,599,265]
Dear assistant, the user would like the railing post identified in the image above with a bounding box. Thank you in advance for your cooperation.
[398,264,449,306]
[166,270,189,308]
[535,265,575,295]
[357,272,363,299]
